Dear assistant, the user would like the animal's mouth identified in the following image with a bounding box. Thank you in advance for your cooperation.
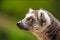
[17,23,29,30]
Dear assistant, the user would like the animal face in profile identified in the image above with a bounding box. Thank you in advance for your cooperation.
[17,8,51,31]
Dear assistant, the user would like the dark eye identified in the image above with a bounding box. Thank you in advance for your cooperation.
[27,17,33,23]
[28,18,33,23]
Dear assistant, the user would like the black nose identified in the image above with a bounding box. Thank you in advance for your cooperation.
[17,22,29,30]
[17,22,24,28]
[17,22,23,26]
[17,23,20,26]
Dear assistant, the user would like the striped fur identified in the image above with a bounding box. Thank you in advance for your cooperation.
[17,8,60,40]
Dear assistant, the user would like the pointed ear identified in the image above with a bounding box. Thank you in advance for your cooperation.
[38,9,51,25]
[38,9,45,19]
[38,9,45,20]
[29,8,33,13]
[38,10,47,26]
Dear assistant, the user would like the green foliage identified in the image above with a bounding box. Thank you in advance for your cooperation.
[0,0,60,40]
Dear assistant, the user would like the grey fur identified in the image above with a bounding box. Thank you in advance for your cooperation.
[17,9,60,40]
[44,12,60,40]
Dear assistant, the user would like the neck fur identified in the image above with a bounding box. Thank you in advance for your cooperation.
[32,11,60,40]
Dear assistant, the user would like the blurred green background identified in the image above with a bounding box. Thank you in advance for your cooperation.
[0,0,60,40]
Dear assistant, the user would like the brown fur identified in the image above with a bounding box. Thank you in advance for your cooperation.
[31,12,60,40]
[17,9,60,40]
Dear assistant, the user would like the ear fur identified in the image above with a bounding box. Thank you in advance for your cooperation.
[29,8,34,13]
[38,9,51,25]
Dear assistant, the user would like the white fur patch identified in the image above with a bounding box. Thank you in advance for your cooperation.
[25,13,34,18]
[29,8,34,13]
[23,8,51,26]
[38,9,51,25]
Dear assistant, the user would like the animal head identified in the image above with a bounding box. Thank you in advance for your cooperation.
[17,8,51,32]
